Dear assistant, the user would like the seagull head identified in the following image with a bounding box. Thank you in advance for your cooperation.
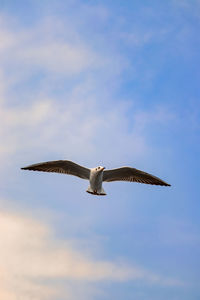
[94,166,105,173]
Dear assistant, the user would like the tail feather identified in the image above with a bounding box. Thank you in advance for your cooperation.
[86,186,106,196]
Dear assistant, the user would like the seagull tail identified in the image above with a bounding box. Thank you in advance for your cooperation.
[100,187,107,196]
[86,186,107,196]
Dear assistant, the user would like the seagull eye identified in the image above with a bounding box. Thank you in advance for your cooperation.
[98,167,100,169]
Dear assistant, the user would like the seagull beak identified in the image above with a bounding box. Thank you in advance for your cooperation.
[102,167,105,170]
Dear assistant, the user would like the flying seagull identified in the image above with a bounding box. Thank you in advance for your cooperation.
[21,160,170,196]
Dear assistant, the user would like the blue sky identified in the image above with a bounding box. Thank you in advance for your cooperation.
[0,0,200,299]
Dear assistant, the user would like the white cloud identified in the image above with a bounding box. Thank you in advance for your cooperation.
[19,41,94,74]
[0,16,17,52]
[0,79,176,177]
[0,13,139,168]
[0,14,125,81]
[0,209,182,300]
[0,16,97,75]
[0,12,176,173]
[0,90,150,169]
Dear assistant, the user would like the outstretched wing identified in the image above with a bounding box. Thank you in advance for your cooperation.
[103,167,170,186]
[21,160,90,180]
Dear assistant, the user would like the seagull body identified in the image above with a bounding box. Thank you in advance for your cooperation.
[21,160,170,195]
[87,166,106,195]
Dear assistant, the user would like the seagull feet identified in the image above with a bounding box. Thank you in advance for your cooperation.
[86,189,106,196]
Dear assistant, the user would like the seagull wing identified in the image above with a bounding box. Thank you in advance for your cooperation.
[21,160,90,180]
[103,167,170,186]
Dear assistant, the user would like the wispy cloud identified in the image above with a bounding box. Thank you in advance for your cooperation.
[0,16,97,74]
[0,13,125,84]
[0,208,183,300]
[0,86,176,172]
[0,13,143,168]
[0,11,177,172]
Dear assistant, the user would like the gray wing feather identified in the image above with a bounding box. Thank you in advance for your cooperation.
[21,160,90,180]
[103,167,170,186]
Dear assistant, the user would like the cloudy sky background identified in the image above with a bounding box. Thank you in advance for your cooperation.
[0,0,200,299]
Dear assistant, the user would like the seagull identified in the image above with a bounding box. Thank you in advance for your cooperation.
[21,160,170,196]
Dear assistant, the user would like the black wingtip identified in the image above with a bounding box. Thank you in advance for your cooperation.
[21,167,29,170]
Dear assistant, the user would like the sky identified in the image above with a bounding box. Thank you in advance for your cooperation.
[0,0,200,299]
